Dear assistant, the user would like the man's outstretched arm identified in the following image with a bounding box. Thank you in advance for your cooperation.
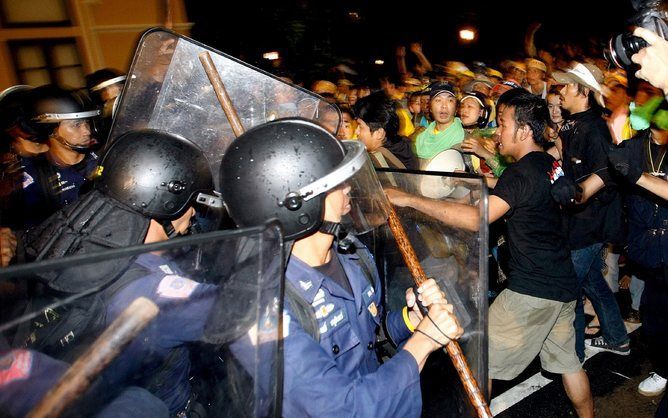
[385,188,510,231]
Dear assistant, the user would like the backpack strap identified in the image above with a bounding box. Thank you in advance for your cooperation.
[354,244,377,289]
[284,282,320,342]
[353,241,398,361]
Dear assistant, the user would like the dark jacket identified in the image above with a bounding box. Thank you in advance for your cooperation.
[560,107,623,249]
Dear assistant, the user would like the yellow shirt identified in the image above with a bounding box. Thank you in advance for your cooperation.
[397,108,415,137]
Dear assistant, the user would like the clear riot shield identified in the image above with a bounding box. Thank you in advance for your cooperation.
[368,168,488,418]
[108,28,341,190]
[0,224,284,418]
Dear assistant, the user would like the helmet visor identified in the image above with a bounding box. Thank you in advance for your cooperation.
[341,149,391,235]
[297,140,390,235]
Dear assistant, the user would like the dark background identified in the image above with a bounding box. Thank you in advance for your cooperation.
[185,0,637,82]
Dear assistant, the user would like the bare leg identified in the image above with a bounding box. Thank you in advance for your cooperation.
[562,370,594,418]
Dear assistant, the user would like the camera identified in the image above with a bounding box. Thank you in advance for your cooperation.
[604,0,668,68]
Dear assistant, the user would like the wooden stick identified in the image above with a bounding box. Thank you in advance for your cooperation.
[27,297,159,418]
[198,51,245,138]
[198,56,492,417]
[388,209,492,418]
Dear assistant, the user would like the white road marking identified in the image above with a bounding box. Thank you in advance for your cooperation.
[490,321,639,416]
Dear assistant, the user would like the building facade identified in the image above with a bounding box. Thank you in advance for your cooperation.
[0,0,191,90]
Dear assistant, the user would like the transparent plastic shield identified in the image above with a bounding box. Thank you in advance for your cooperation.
[0,224,284,418]
[109,28,341,190]
[342,152,391,235]
[367,168,488,418]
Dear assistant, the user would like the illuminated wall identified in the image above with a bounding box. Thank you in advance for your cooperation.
[0,0,191,90]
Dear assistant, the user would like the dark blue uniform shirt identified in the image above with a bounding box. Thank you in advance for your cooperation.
[102,253,216,414]
[281,244,422,417]
[0,349,169,418]
[18,152,98,228]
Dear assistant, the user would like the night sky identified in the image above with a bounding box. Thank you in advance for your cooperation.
[186,0,639,81]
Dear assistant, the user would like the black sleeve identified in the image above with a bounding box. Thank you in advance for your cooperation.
[492,166,527,211]
[585,124,614,185]
[624,134,649,172]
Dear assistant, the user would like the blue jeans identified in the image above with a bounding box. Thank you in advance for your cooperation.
[630,275,645,311]
[571,243,629,361]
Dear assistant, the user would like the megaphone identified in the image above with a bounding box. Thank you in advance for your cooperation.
[419,149,470,199]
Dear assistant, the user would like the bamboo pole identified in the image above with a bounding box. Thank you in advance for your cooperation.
[27,297,159,418]
[198,52,245,137]
[388,209,492,418]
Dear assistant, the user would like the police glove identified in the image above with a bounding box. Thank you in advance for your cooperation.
[608,145,643,184]
[551,176,581,208]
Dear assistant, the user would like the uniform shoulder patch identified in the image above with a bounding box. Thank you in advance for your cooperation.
[0,350,33,386]
[156,275,199,299]
[21,172,34,189]
[158,264,174,275]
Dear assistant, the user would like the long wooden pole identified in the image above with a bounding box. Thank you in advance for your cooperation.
[198,52,245,137]
[27,297,159,418]
[199,52,492,418]
[388,209,492,418]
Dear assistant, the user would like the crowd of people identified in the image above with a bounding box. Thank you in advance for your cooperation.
[300,41,667,415]
[0,24,668,418]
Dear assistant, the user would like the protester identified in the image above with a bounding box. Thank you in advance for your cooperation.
[525,58,549,98]
[546,85,566,144]
[386,92,594,418]
[413,82,465,162]
[551,62,629,360]
[609,105,668,399]
[354,92,418,169]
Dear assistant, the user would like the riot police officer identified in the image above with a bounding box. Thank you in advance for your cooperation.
[24,129,219,417]
[86,68,126,116]
[0,85,49,231]
[219,118,463,417]
[85,68,126,142]
[16,85,101,228]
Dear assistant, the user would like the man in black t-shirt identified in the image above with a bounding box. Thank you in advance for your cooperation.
[386,93,593,418]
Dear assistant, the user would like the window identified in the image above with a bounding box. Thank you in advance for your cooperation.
[0,0,70,27]
[9,39,85,87]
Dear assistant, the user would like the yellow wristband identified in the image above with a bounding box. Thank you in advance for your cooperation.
[402,306,416,333]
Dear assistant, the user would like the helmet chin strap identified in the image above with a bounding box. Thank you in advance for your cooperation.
[160,219,181,239]
[51,134,92,154]
[319,221,355,253]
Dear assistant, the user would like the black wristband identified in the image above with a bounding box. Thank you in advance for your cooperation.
[425,312,452,342]
[414,328,444,347]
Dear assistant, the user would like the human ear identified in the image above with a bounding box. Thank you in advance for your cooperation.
[374,127,387,141]
[519,125,531,141]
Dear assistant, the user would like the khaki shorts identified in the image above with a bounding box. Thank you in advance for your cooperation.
[488,289,581,380]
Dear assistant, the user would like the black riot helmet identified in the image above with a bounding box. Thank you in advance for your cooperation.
[25,84,101,152]
[96,128,216,221]
[86,68,126,102]
[220,118,385,241]
[0,85,38,144]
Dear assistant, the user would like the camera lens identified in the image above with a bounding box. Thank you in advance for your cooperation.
[605,32,649,68]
